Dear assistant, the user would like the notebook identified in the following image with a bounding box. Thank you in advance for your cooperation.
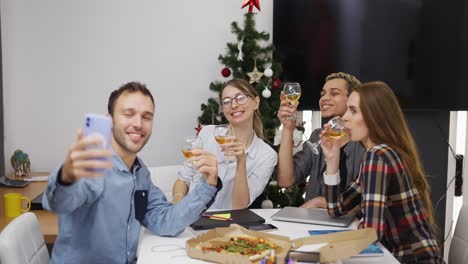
[309,230,384,257]
[271,206,355,227]
[190,209,265,230]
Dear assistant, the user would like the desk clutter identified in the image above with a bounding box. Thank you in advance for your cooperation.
[185,224,377,264]
[0,176,29,188]
[191,209,265,230]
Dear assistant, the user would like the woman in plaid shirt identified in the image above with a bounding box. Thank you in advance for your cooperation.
[320,81,442,263]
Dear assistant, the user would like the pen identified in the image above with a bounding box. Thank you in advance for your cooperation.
[201,214,233,221]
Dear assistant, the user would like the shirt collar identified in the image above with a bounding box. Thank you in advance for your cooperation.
[245,132,260,159]
[111,148,143,173]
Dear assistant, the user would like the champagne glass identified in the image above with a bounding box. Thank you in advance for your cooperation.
[283,82,302,120]
[181,136,203,183]
[306,116,346,155]
[214,124,235,163]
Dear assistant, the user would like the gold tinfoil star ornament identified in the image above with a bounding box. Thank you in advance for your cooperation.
[241,0,261,13]
[247,60,263,84]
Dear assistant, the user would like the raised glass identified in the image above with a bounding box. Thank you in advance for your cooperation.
[181,136,203,183]
[307,116,346,155]
[283,82,302,120]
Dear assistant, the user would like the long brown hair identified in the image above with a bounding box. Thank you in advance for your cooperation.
[220,79,264,139]
[355,81,436,230]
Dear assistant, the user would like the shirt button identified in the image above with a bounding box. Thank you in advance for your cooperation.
[128,225,130,230]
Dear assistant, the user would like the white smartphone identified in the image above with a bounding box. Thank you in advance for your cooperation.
[82,113,112,150]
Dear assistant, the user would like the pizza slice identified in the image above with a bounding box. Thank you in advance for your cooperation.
[200,235,278,261]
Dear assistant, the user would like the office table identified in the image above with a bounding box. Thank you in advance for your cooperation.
[136,209,400,264]
[0,172,58,243]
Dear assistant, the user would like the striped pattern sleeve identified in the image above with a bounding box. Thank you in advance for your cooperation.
[325,171,361,218]
[359,150,390,239]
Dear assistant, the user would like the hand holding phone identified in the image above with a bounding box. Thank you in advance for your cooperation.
[82,113,112,150]
[60,114,114,184]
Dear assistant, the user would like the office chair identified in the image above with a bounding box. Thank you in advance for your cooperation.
[0,212,50,264]
[449,204,468,263]
[148,165,182,202]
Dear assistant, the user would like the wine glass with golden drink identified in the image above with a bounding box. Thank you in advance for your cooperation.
[307,116,346,155]
[283,82,302,120]
[181,136,203,183]
[214,124,235,163]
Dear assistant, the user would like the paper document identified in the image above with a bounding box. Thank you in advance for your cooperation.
[294,243,328,252]
[24,176,49,182]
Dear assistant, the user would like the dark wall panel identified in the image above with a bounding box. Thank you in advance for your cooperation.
[405,110,450,243]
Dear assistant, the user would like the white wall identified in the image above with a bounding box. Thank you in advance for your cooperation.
[1,0,273,173]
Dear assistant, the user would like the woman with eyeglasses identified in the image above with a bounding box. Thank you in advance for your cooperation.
[172,79,277,209]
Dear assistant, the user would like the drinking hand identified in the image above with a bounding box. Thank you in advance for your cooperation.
[319,129,341,163]
[220,138,245,161]
[277,92,297,128]
[189,149,218,187]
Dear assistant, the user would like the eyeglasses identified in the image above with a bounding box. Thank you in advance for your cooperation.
[220,94,251,108]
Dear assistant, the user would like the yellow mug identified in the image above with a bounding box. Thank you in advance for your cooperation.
[4,193,31,218]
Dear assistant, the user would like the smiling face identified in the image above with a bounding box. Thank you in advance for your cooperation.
[220,85,259,126]
[111,91,154,158]
[342,91,373,147]
[319,78,349,118]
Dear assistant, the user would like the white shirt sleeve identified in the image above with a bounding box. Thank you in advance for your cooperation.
[323,170,340,186]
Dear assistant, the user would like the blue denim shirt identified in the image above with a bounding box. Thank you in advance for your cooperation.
[43,153,218,264]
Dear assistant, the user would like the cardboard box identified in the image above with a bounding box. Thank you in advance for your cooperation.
[291,228,378,263]
[186,224,377,264]
[186,224,292,264]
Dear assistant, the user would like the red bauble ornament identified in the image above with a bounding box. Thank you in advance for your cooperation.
[221,67,231,78]
[272,77,282,89]
[241,0,261,13]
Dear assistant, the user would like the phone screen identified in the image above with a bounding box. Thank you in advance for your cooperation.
[246,224,278,231]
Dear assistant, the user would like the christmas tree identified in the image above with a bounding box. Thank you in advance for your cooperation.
[197,12,282,144]
[197,12,305,208]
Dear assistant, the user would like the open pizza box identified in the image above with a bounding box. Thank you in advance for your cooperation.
[186,224,292,264]
[186,224,377,264]
[291,227,378,263]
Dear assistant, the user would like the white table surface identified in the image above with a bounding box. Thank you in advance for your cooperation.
[136,209,400,264]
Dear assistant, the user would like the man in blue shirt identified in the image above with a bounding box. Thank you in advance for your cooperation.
[43,82,220,264]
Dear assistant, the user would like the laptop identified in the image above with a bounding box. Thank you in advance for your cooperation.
[271,206,355,227]
[31,192,44,210]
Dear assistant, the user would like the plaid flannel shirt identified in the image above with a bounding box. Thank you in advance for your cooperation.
[325,144,442,263]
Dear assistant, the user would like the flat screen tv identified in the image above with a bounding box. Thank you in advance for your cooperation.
[274,0,468,110]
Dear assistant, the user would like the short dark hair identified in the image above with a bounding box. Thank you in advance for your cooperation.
[325,72,361,94]
[107,82,154,116]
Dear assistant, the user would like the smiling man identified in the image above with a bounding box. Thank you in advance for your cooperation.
[276,72,365,208]
[43,82,221,264]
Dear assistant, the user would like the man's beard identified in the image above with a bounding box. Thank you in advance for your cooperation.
[113,128,150,154]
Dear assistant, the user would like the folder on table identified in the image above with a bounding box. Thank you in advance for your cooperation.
[190,209,265,230]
